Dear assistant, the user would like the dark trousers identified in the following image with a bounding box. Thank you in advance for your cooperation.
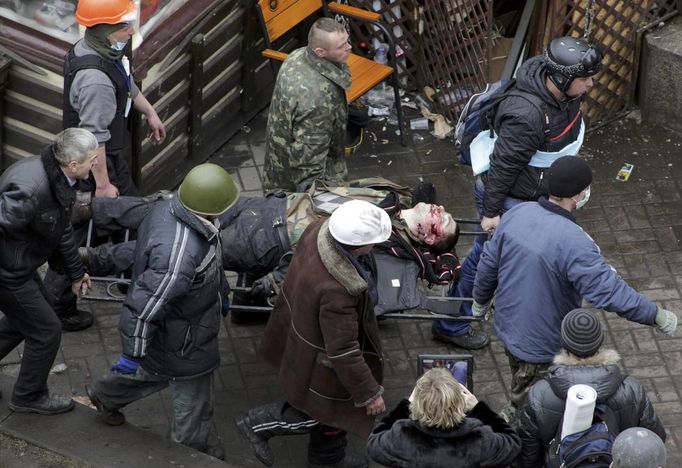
[249,401,347,465]
[505,349,551,409]
[0,276,62,403]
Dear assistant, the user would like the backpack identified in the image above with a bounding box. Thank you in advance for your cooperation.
[454,79,548,167]
[546,403,620,468]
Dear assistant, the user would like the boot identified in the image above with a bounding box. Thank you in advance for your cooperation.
[78,247,90,269]
[71,190,92,225]
[308,452,369,468]
[60,309,94,332]
[431,323,490,350]
[235,402,313,466]
[9,392,74,415]
[235,414,274,466]
[86,385,126,426]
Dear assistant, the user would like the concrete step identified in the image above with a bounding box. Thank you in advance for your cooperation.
[0,374,258,467]
[639,15,682,133]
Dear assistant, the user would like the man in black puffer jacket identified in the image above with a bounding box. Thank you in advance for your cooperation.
[518,309,666,467]
[0,128,95,414]
[434,36,603,359]
[86,163,240,460]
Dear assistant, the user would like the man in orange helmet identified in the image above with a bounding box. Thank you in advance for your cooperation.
[64,0,165,199]
[53,0,166,332]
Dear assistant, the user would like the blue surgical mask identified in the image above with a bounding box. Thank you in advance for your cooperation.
[111,41,127,52]
[573,186,591,210]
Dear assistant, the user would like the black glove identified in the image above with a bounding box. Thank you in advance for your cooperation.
[250,270,284,298]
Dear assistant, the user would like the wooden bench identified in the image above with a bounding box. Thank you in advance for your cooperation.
[255,0,406,145]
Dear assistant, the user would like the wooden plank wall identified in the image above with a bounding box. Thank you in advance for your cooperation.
[0,0,273,194]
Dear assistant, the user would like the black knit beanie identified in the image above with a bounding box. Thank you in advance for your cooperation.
[561,309,603,358]
[548,156,593,197]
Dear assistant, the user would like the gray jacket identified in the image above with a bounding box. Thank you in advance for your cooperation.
[518,349,666,467]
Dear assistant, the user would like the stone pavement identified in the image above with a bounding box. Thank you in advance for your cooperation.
[2,107,682,466]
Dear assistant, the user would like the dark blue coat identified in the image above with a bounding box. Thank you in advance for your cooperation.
[118,197,225,378]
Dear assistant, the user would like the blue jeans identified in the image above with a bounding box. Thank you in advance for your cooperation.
[434,179,522,336]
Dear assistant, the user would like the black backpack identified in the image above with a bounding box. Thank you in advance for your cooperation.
[546,403,621,468]
[454,79,548,166]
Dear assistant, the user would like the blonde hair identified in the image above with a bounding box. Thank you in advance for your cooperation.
[409,368,466,429]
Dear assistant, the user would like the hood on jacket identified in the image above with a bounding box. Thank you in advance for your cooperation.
[547,348,623,402]
[514,55,563,109]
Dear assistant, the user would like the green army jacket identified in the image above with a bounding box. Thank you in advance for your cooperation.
[263,46,352,192]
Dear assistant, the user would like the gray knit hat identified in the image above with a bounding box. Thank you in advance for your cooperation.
[561,309,604,358]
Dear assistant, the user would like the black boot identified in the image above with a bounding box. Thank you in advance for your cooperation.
[235,414,274,466]
[236,402,315,466]
[431,324,490,350]
[86,385,125,426]
[71,190,92,225]
[9,392,74,415]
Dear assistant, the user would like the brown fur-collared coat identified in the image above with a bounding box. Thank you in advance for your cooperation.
[260,218,384,438]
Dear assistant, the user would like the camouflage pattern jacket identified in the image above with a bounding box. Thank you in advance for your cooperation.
[263,47,351,192]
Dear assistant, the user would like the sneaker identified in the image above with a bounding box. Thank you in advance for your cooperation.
[85,385,125,426]
[60,309,94,332]
[431,324,490,350]
[9,393,74,415]
[309,452,370,468]
[235,415,274,466]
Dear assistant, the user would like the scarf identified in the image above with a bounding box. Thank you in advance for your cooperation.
[84,24,128,61]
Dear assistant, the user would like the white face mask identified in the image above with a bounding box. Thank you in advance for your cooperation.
[573,186,591,209]
[111,41,127,52]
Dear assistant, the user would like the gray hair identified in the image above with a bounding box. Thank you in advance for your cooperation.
[52,128,98,166]
[409,368,466,429]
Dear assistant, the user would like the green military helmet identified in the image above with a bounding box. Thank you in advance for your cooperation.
[178,163,240,216]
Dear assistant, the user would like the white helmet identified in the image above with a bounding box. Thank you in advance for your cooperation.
[328,200,392,246]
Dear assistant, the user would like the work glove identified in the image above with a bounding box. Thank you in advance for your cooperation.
[655,307,678,337]
[111,355,140,375]
[249,271,283,298]
[472,300,492,319]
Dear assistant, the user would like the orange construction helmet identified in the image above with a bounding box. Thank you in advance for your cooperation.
[75,0,138,27]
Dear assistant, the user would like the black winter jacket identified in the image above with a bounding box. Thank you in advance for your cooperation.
[118,196,226,379]
[483,56,584,218]
[518,349,666,467]
[0,147,84,285]
[218,195,288,276]
[368,399,521,467]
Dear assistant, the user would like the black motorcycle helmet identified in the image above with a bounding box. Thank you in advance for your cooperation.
[544,36,602,92]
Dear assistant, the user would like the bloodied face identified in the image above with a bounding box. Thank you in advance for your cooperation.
[411,203,457,247]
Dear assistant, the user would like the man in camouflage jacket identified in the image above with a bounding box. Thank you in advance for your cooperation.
[263,17,352,192]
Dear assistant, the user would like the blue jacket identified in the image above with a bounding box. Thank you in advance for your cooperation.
[474,198,657,363]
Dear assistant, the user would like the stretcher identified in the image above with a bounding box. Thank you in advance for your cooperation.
[82,219,485,322]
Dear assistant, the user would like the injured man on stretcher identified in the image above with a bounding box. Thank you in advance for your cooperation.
[77,178,463,319]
